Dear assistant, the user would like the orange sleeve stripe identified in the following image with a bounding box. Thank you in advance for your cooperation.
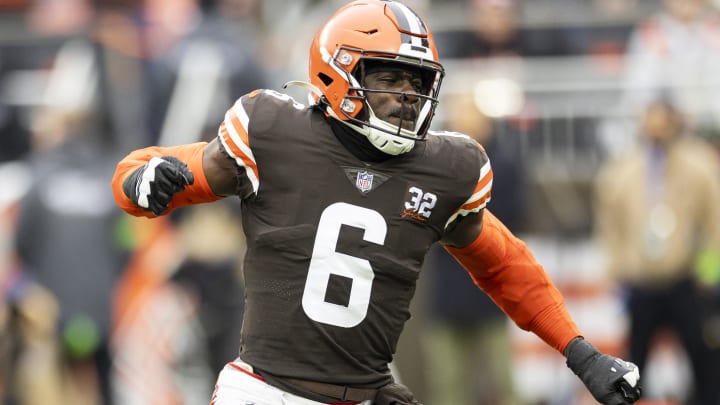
[220,123,242,157]
[444,210,581,353]
[220,123,259,181]
[460,192,491,211]
[474,168,493,193]
[228,108,250,147]
[111,142,222,218]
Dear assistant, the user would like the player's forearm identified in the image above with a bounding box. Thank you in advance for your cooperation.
[445,211,581,353]
[111,142,222,217]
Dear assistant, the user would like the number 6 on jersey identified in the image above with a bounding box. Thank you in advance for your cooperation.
[302,202,387,327]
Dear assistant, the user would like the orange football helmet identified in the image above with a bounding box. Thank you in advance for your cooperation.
[307,0,445,154]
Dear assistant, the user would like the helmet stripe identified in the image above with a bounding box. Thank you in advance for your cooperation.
[385,1,428,47]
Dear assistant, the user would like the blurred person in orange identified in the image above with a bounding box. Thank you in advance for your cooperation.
[110,183,246,405]
[110,1,641,404]
[594,98,720,404]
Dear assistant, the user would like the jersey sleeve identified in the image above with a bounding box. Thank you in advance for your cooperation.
[217,90,263,197]
[445,144,493,229]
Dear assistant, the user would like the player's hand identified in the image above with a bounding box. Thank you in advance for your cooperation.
[123,156,194,215]
[565,337,641,405]
[374,383,421,405]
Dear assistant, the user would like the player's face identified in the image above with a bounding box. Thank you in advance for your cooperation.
[363,69,423,130]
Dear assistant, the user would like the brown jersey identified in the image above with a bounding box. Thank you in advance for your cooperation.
[217,89,492,389]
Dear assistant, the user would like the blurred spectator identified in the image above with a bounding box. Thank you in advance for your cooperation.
[110,200,246,405]
[0,262,65,405]
[110,214,214,405]
[3,2,137,403]
[13,97,129,405]
[436,0,571,59]
[620,0,720,132]
[593,98,720,404]
[169,202,245,376]
[0,69,31,162]
[95,2,260,392]
[560,0,638,66]
[140,0,269,146]
[0,0,95,163]
[422,92,526,405]
[92,5,154,153]
[106,1,262,396]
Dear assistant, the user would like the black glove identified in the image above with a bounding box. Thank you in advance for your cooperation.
[123,156,194,216]
[565,337,641,405]
[373,383,421,405]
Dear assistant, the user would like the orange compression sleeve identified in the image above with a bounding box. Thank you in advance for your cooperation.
[444,211,581,353]
[111,142,222,218]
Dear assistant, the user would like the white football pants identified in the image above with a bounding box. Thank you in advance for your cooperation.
[210,358,373,405]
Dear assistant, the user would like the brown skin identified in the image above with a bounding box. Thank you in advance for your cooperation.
[362,69,422,130]
[201,68,485,248]
[442,209,485,248]
[202,138,238,197]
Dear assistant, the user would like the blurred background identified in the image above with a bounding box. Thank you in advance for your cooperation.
[1,0,720,404]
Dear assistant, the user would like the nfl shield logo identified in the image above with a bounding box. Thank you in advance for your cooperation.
[356,171,374,192]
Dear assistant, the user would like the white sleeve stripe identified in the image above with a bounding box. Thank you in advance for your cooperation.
[218,128,259,194]
[477,182,492,200]
[443,159,493,229]
[459,160,492,203]
[223,113,256,166]
[444,195,491,229]
[233,99,250,132]
[466,181,493,204]
[445,201,487,228]
[479,160,491,179]
[461,162,492,204]
[444,212,460,229]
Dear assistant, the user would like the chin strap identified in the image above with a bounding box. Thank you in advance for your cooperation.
[337,116,415,155]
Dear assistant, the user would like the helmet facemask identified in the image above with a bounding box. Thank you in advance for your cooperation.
[330,49,444,155]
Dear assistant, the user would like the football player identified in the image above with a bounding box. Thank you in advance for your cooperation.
[111,1,642,404]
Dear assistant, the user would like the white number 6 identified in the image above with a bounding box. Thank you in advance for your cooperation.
[302,202,387,328]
